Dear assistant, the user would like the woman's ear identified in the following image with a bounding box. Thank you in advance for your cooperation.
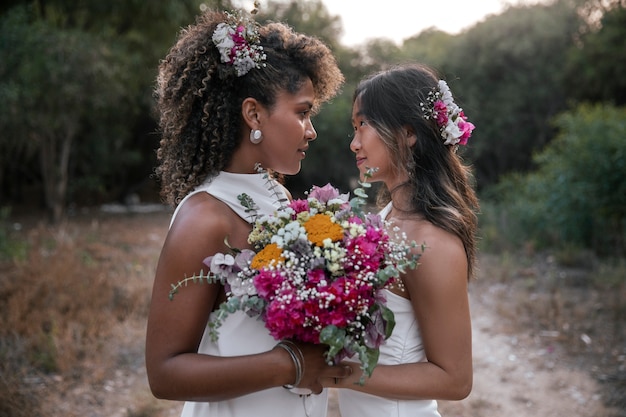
[405,127,417,147]
[242,97,262,130]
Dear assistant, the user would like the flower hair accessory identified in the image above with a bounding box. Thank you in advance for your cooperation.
[420,80,475,146]
[212,9,267,77]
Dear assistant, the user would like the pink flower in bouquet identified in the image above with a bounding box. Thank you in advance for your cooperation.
[289,199,310,214]
[253,269,284,298]
[308,183,349,206]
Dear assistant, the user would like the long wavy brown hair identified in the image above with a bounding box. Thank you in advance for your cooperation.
[155,10,344,206]
[354,63,480,278]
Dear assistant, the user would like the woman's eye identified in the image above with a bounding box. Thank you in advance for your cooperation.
[352,120,367,130]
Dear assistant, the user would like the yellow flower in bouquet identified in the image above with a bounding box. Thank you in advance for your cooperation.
[251,242,283,270]
[304,214,344,246]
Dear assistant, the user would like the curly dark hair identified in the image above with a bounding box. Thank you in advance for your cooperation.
[354,63,479,278]
[155,10,344,206]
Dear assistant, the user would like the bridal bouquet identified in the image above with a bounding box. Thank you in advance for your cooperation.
[170,171,421,379]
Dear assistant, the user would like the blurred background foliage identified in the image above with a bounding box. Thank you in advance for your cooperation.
[0,0,625,257]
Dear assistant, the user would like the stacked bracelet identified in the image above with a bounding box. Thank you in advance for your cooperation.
[276,340,304,389]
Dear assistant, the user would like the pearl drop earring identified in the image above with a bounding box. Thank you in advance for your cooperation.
[250,129,263,144]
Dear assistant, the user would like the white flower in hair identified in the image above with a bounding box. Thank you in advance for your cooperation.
[439,80,454,104]
[212,23,236,63]
[444,121,462,143]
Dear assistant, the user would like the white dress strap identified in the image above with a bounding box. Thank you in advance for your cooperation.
[379,201,393,220]
[170,171,289,227]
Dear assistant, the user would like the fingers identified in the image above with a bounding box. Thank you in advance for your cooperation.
[311,383,324,395]
[324,364,353,379]
[320,364,355,388]
[340,364,354,378]
[285,341,357,392]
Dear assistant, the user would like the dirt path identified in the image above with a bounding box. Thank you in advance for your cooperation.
[95,279,616,417]
[436,284,615,417]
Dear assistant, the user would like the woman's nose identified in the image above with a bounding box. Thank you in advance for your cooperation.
[306,119,317,141]
[349,135,359,152]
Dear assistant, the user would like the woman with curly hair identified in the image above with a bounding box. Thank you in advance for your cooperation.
[330,63,479,417]
[145,7,347,417]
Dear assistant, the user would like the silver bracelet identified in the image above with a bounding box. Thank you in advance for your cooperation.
[276,340,303,389]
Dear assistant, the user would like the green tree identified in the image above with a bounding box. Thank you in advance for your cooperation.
[445,0,582,188]
[564,3,626,105]
[0,6,129,222]
[493,104,626,256]
[0,1,212,220]
[258,0,342,51]
[400,28,459,71]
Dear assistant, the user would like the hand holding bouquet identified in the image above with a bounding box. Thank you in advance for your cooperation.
[170,171,421,381]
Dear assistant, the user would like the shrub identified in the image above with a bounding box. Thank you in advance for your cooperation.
[481,104,626,256]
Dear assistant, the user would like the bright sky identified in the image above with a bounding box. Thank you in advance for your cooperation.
[322,0,515,46]
[233,1,539,47]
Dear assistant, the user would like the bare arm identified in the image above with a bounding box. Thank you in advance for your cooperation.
[327,222,473,401]
[145,194,348,401]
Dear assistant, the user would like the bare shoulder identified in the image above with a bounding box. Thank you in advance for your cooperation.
[172,193,232,233]
[410,221,465,262]
[166,192,251,258]
[399,219,468,290]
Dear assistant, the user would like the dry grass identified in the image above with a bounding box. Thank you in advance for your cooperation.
[0,210,624,416]
[0,210,168,417]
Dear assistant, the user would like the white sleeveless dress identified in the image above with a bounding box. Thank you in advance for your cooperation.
[170,172,328,417]
[337,202,441,417]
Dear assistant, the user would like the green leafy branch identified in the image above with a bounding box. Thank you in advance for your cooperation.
[255,162,289,210]
[168,269,222,301]
[349,167,378,217]
[238,192,259,223]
